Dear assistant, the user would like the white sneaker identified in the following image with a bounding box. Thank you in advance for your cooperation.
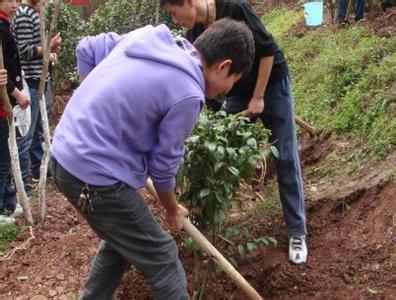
[10,204,23,218]
[0,215,16,226]
[289,236,308,264]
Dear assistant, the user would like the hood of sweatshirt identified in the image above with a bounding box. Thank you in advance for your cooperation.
[123,24,204,91]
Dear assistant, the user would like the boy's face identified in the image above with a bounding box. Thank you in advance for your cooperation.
[203,60,242,99]
[0,0,19,17]
[163,1,196,29]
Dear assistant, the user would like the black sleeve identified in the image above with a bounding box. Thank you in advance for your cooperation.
[0,26,15,96]
[228,1,278,58]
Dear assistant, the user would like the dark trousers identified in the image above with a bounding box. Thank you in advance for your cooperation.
[0,118,16,213]
[50,158,189,300]
[17,82,52,188]
[222,76,307,237]
[337,0,365,22]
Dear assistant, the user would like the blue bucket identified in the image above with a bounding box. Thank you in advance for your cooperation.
[303,2,323,26]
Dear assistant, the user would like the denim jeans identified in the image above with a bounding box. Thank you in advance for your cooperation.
[50,158,189,300]
[17,81,51,187]
[337,0,365,22]
[222,76,307,237]
[0,118,16,213]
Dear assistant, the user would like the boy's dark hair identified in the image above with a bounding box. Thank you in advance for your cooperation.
[159,0,184,7]
[193,18,255,76]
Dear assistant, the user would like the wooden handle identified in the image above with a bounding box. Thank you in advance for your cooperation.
[240,109,316,136]
[182,218,262,299]
[295,116,316,136]
[146,178,262,300]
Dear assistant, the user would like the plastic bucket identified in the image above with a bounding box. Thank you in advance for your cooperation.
[303,2,323,26]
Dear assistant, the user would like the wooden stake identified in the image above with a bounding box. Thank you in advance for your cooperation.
[146,178,263,300]
[37,0,62,222]
[0,39,33,223]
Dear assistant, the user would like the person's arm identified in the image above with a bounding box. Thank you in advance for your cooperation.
[0,68,7,86]
[148,98,202,192]
[76,32,121,78]
[247,56,274,116]
[232,2,278,115]
[148,98,202,229]
[11,87,30,109]
[157,190,189,230]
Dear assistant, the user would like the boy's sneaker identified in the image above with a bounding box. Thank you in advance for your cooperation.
[10,204,23,218]
[0,215,16,226]
[31,176,40,183]
[289,236,308,264]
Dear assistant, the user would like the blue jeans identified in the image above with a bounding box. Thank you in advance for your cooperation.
[50,158,189,300]
[222,76,307,237]
[17,81,51,187]
[0,118,16,213]
[337,0,365,22]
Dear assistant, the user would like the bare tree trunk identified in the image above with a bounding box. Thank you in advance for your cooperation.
[37,0,62,223]
[155,0,160,24]
[0,40,33,223]
[8,121,33,223]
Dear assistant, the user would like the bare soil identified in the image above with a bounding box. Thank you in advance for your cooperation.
[1,130,394,299]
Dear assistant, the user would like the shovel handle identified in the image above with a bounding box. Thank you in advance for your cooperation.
[239,109,316,137]
[182,218,262,299]
[145,178,262,300]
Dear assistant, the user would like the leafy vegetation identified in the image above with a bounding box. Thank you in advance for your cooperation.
[0,224,19,257]
[263,9,395,158]
[176,110,272,297]
[49,0,175,89]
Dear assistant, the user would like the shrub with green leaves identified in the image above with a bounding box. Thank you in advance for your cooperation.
[49,0,176,90]
[176,110,272,297]
[177,110,271,229]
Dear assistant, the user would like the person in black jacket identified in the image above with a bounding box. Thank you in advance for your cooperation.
[161,0,308,264]
[0,0,29,223]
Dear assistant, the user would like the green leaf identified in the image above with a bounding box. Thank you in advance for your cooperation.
[270,145,279,159]
[228,166,239,176]
[228,257,238,267]
[237,244,245,257]
[247,138,257,149]
[199,189,211,198]
[188,135,200,143]
[247,242,257,253]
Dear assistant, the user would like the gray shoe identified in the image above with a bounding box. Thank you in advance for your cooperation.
[0,215,16,226]
[289,236,308,264]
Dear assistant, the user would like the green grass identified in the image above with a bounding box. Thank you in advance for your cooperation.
[261,7,303,37]
[262,8,395,158]
[246,179,281,218]
[0,224,19,257]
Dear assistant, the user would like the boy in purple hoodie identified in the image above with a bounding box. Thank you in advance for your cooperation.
[50,19,254,299]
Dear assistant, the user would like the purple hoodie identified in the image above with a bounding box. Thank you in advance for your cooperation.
[51,24,204,192]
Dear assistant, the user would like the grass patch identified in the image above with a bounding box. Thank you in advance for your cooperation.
[247,179,281,218]
[262,7,395,158]
[262,7,303,37]
[0,224,19,257]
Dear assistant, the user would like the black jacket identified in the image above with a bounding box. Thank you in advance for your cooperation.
[0,16,23,106]
[187,0,289,97]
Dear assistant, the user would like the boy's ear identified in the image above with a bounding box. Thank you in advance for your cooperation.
[218,59,232,72]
